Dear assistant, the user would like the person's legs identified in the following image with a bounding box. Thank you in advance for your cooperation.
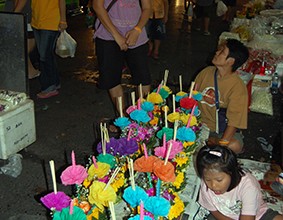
[27,38,40,79]
[203,17,210,33]
[153,39,161,59]
[96,38,124,114]
[33,29,60,94]
[126,44,151,99]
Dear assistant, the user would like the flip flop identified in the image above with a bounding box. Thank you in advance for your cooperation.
[271,181,283,196]
[257,137,273,154]
[37,90,59,99]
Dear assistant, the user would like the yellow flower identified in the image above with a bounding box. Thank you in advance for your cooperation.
[175,152,189,167]
[168,193,185,220]
[147,93,163,104]
[162,85,172,94]
[87,162,110,180]
[150,116,159,126]
[173,171,184,189]
[111,172,125,192]
[167,112,180,122]
[176,91,187,97]
[87,207,100,220]
[180,114,197,126]
[83,178,92,188]
[183,141,194,148]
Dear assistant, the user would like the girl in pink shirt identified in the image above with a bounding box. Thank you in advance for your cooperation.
[196,145,283,220]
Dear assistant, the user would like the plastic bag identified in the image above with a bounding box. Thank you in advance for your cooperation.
[0,154,23,178]
[216,1,228,17]
[249,89,273,116]
[55,30,77,58]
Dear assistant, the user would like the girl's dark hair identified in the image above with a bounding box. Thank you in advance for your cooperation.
[196,145,244,192]
[226,39,249,72]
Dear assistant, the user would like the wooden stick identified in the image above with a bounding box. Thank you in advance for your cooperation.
[164,106,168,128]
[104,167,121,190]
[173,120,178,141]
[172,94,176,113]
[109,201,116,220]
[179,75,182,92]
[139,84,143,100]
[49,160,57,194]
[189,81,195,98]
[131,91,135,106]
[118,96,123,117]
[164,70,169,86]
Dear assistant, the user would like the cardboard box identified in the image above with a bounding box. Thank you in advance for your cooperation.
[0,99,36,159]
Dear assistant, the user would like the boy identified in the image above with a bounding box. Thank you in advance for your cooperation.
[195,39,249,154]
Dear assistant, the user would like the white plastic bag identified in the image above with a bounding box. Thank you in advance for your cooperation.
[216,1,228,17]
[56,30,77,58]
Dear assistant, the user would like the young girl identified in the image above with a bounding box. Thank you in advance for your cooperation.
[196,145,283,220]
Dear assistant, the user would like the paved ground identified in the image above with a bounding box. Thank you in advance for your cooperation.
[0,1,282,219]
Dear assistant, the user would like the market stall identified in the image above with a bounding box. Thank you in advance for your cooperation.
[219,6,283,116]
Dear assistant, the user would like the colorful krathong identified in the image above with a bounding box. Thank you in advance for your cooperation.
[41,73,203,220]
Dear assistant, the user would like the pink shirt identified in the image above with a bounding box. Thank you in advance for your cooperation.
[198,172,268,219]
[94,0,148,48]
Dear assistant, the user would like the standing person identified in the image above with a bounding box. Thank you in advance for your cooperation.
[146,0,169,60]
[30,0,67,98]
[93,0,152,118]
[196,145,283,220]
[195,39,249,154]
[193,0,214,35]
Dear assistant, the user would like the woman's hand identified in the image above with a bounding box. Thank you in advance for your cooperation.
[125,27,141,47]
[114,34,128,51]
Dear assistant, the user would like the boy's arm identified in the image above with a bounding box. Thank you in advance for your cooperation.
[14,0,27,12]
[59,0,68,31]
[163,0,169,23]
[210,210,234,220]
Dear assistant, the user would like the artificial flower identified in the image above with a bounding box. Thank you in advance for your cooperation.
[168,193,185,220]
[173,171,184,189]
[176,127,196,142]
[88,181,117,211]
[174,152,189,167]
[147,92,163,104]
[180,97,197,110]
[114,117,131,129]
[97,154,116,169]
[110,172,125,192]
[130,109,151,123]
[86,207,100,220]
[87,162,110,180]
[123,186,149,208]
[141,101,154,112]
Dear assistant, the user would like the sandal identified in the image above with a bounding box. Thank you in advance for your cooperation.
[37,90,59,99]
[257,137,273,154]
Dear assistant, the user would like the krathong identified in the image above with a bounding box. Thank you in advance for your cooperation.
[40,74,203,220]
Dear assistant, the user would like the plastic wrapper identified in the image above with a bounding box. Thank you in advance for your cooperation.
[0,154,23,178]
[249,89,273,115]
[56,30,77,58]
[216,1,228,17]
[0,90,27,105]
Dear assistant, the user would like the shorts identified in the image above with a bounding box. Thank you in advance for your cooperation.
[95,38,151,90]
[206,209,280,220]
[209,131,244,147]
[194,3,214,18]
[260,209,281,220]
[146,19,166,40]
